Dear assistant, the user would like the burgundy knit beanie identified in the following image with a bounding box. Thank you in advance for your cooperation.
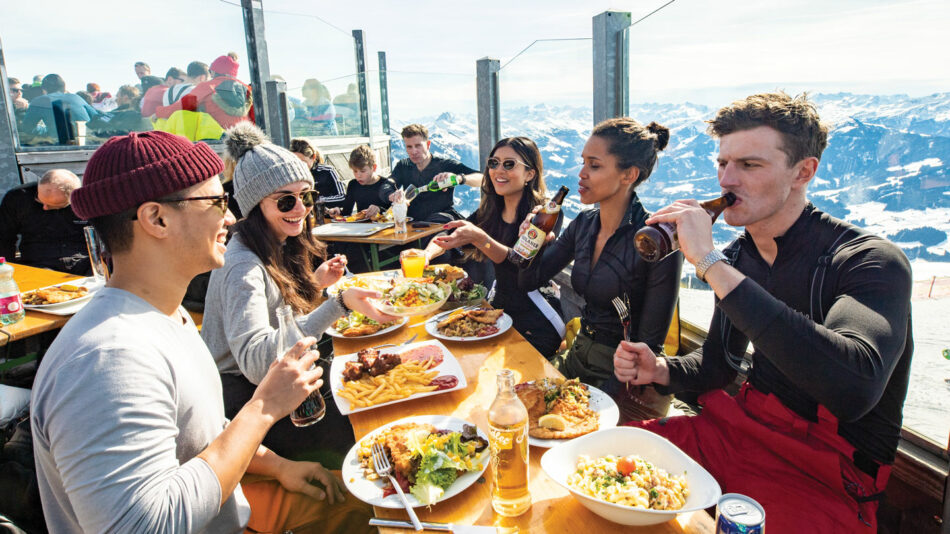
[71,131,224,220]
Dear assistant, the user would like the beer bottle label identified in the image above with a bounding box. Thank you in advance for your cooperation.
[513,224,546,259]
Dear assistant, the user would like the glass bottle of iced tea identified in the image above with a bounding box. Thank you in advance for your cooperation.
[488,369,531,516]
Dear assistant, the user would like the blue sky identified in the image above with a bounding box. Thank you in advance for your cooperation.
[2,0,947,119]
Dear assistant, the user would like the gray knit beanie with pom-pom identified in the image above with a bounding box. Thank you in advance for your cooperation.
[225,121,314,215]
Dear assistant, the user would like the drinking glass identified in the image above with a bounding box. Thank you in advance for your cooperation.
[392,202,408,235]
[400,249,428,278]
[83,226,110,285]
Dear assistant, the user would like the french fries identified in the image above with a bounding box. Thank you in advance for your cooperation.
[337,360,439,408]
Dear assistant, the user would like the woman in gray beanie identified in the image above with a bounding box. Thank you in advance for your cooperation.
[202,121,395,463]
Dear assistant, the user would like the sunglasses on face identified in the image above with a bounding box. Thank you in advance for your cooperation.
[487,158,530,171]
[272,190,316,212]
[134,193,230,220]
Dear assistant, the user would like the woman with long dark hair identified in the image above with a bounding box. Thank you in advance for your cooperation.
[518,118,682,419]
[425,136,565,358]
[202,122,394,463]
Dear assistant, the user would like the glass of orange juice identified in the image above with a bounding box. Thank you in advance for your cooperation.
[400,249,428,278]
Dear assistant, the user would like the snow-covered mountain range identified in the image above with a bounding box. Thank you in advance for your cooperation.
[392,92,950,265]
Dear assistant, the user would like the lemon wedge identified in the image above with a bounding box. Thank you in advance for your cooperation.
[60,284,82,292]
[538,414,568,431]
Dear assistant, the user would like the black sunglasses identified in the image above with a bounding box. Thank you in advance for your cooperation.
[150,193,230,215]
[272,190,316,212]
[487,158,530,171]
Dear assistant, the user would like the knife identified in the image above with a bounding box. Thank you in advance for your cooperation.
[368,518,497,533]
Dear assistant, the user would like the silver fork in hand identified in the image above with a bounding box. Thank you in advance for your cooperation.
[371,442,423,530]
[611,296,636,392]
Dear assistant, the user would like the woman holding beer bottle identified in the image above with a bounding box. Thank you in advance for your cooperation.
[423,137,565,358]
[518,118,683,419]
[202,122,396,463]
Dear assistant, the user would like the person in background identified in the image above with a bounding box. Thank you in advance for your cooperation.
[31,131,372,533]
[332,83,360,134]
[87,85,152,139]
[7,78,28,111]
[154,54,253,129]
[388,123,483,223]
[163,61,210,107]
[289,138,346,210]
[332,145,394,218]
[133,61,150,80]
[85,82,111,105]
[615,92,913,533]
[425,137,566,358]
[140,67,185,117]
[0,169,89,275]
[203,122,396,464]
[21,74,100,141]
[518,118,682,418]
[294,78,337,136]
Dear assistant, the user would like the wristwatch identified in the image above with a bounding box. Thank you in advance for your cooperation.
[695,249,728,282]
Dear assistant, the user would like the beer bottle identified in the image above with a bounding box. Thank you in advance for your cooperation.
[507,185,570,267]
[276,305,327,427]
[634,192,736,262]
[426,173,465,192]
[488,369,531,517]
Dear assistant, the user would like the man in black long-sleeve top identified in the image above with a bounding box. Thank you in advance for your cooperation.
[0,170,90,275]
[614,92,912,534]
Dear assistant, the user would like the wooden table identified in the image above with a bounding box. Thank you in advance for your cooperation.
[316,223,445,271]
[0,263,83,347]
[333,316,714,534]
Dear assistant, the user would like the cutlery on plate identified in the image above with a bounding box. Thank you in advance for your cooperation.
[371,443,423,530]
[368,518,497,533]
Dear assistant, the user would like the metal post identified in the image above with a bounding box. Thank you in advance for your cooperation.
[264,80,291,148]
[378,51,390,136]
[241,0,272,133]
[353,30,371,138]
[592,10,631,125]
[476,57,500,168]
[0,35,21,194]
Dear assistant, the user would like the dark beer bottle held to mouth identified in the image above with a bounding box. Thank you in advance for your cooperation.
[634,192,736,262]
[507,185,569,267]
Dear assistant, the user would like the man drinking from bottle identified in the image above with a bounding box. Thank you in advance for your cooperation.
[614,92,913,533]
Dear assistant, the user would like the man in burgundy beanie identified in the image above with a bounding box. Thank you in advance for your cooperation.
[31,131,371,533]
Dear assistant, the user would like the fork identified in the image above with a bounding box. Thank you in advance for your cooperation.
[611,296,636,393]
[370,333,418,351]
[372,442,423,530]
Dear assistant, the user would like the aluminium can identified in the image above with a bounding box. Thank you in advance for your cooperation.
[715,493,765,533]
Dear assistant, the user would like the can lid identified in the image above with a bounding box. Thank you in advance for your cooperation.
[719,493,765,525]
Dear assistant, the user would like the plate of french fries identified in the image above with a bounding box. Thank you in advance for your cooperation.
[329,339,467,415]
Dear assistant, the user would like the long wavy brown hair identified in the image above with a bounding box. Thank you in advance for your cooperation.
[232,205,327,314]
[470,137,547,260]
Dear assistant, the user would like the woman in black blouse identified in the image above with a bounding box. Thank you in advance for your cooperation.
[519,117,682,417]
[425,137,565,358]
[289,138,347,210]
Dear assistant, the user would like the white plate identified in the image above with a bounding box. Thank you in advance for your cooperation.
[528,384,620,448]
[541,427,721,526]
[424,309,513,342]
[329,339,467,416]
[22,277,101,313]
[326,316,409,339]
[342,414,490,508]
[374,282,451,317]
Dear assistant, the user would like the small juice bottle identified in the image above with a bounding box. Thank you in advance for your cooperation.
[488,369,531,516]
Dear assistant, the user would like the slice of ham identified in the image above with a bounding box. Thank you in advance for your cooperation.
[399,344,444,367]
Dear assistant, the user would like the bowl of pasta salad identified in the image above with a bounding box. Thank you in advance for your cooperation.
[540,426,721,526]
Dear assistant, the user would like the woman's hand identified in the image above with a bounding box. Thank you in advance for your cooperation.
[431,220,487,250]
[315,255,347,289]
[275,459,346,504]
[341,288,399,323]
[326,207,342,217]
[613,341,669,386]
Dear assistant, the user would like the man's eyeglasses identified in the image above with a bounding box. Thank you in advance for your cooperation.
[10,88,22,95]
[154,193,230,215]
[271,190,316,213]
[487,158,530,171]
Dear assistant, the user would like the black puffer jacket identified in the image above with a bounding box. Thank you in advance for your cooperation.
[519,193,682,353]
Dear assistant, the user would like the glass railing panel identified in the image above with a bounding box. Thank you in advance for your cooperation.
[498,38,593,222]
[2,0,250,148]
[625,0,950,447]
[263,4,361,138]
[385,70,479,216]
